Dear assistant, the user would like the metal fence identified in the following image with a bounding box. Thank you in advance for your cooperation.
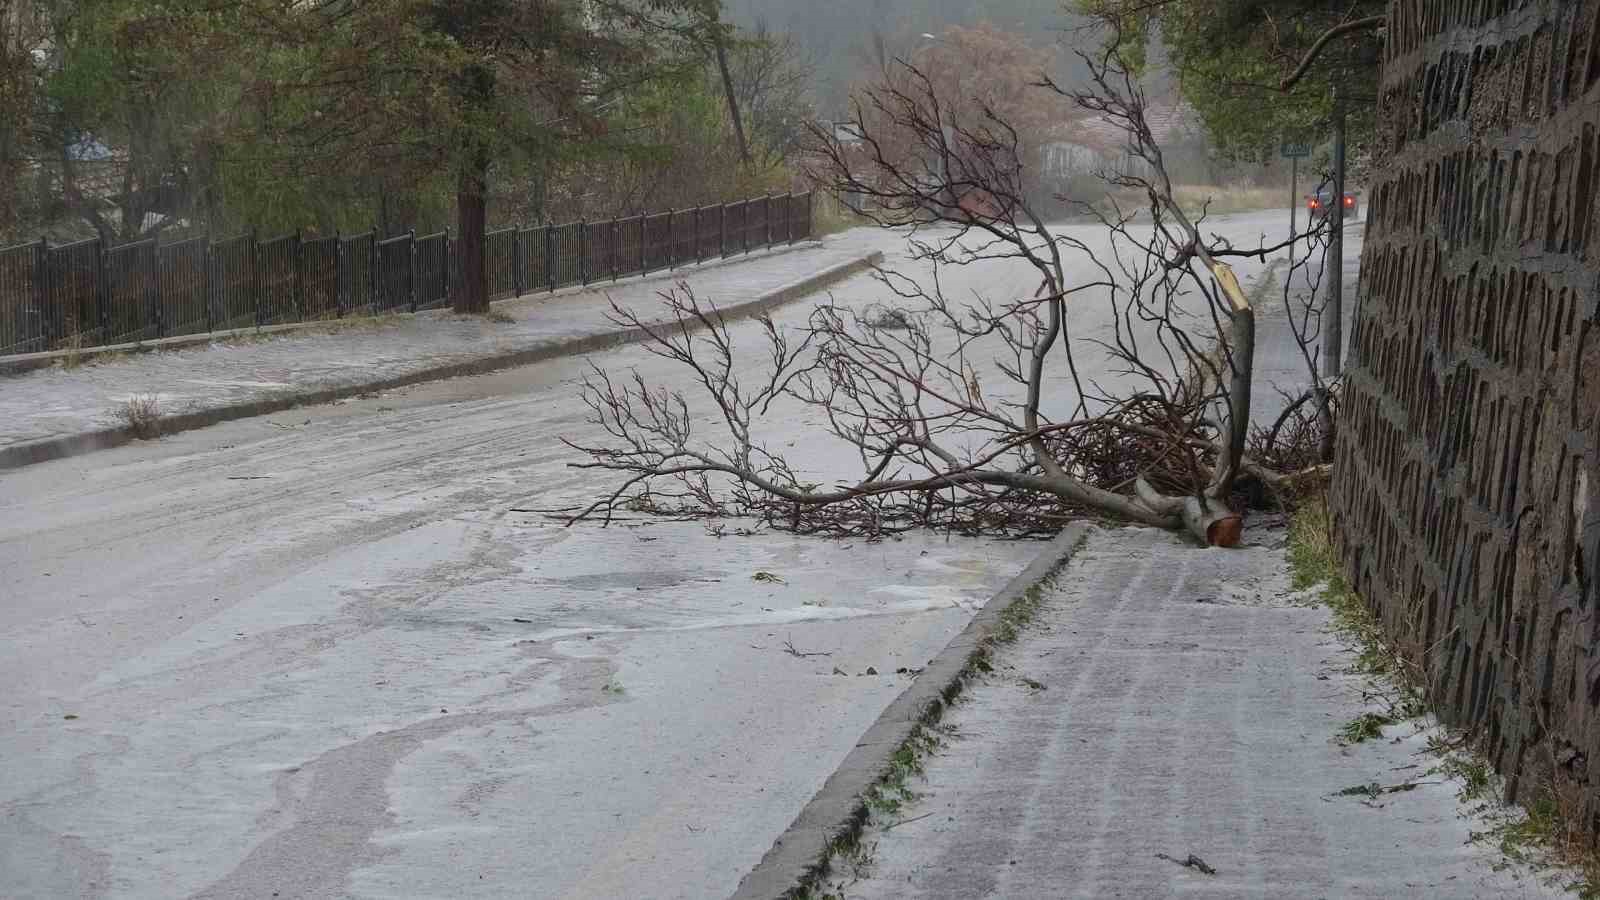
[0,192,814,356]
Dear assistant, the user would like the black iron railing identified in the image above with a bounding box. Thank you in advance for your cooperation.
[0,192,814,356]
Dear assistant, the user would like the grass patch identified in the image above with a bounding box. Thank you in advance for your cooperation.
[1287,497,1423,710]
[810,194,871,237]
[790,533,1086,900]
[115,393,163,439]
[1338,712,1394,744]
[1492,781,1600,894]
[1172,184,1289,218]
[1291,496,1599,894]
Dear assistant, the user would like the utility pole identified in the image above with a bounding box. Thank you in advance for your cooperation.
[1289,155,1298,237]
[1323,88,1345,378]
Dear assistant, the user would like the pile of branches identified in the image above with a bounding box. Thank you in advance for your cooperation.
[561,45,1339,547]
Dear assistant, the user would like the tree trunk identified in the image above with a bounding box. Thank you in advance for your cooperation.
[714,36,751,167]
[1135,477,1242,548]
[455,149,489,314]
[1208,304,1254,500]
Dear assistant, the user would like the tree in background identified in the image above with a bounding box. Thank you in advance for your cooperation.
[522,17,814,219]
[250,0,718,314]
[723,0,1092,119]
[726,20,816,170]
[1,1,47,239]
[841,23,1069,210]
[3,1,824,267]
[22,0,245,242]
[1078,0,1385,161]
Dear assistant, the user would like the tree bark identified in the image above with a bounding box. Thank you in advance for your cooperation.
[714,36,751,167]
[1209,304,1254,499]
[1136,477,1242,547]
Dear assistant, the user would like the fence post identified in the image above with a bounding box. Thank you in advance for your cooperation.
[806,191,814,239]
[719,204,726,258]
[763,194,772,249]
[334,230,345,318]
[577,219,588,286]
[512,225,524,297]
[656,208,668,269]
[204,234,215,332]
[32,238,49,350]
[545,225,555,293]
[30,238,46,350]
[782,193,791,244]
[693,207,702,265]
[368,230,378,312]
[95,238,109,341]
[443,226,452,306]
[251,228,263,327]
[149,236,163,338]
[293,229,305,322]
[407,228,418,312]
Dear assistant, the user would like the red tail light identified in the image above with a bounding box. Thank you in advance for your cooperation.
[1343,196,1354,207]
[1308,199,1319,208]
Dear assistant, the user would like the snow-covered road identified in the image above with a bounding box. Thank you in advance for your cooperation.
[1,209,1354,899]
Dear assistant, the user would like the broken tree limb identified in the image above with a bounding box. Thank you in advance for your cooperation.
[1208,300,1254,501]
[1136,477,1241,548]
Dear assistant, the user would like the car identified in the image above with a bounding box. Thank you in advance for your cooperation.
[1307,189,1358,221]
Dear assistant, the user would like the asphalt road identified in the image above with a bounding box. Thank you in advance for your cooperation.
[0,209,1358,899]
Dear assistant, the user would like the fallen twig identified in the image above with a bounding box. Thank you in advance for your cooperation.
[1331,780,1439,799]
[880,811,936,832]
[782,637,831,658]
[1154,852,1217,875]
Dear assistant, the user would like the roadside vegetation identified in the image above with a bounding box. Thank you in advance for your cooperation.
[1289,496,1600,897]
[115,393,162,439]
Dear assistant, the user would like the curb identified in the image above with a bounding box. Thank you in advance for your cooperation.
[0,240,827,376]
[729,522,1091,900]
[0,249,881,472]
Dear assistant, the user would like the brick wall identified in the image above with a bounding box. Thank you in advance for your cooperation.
[1330,0,1600,816]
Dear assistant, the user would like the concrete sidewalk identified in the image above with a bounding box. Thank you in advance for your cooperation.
[788,528,1572,900]
[0,239,881,469]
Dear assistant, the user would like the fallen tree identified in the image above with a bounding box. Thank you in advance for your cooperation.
[562,48,1337,546]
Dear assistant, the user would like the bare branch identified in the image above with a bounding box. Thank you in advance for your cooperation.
[1279,16,1387,92]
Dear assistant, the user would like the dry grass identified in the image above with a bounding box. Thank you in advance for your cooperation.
[810,193,874,236]
[1172,184,1290,218]
[1080,184,1289,223]
[58,331,86,369]
[115,393,163,439]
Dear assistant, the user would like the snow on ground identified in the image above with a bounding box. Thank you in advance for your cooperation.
[0,240,875,451]
[2,209,1358,899]
[836,527,1576,900]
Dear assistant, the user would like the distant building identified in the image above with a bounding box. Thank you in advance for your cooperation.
[1040,102,1202,184]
